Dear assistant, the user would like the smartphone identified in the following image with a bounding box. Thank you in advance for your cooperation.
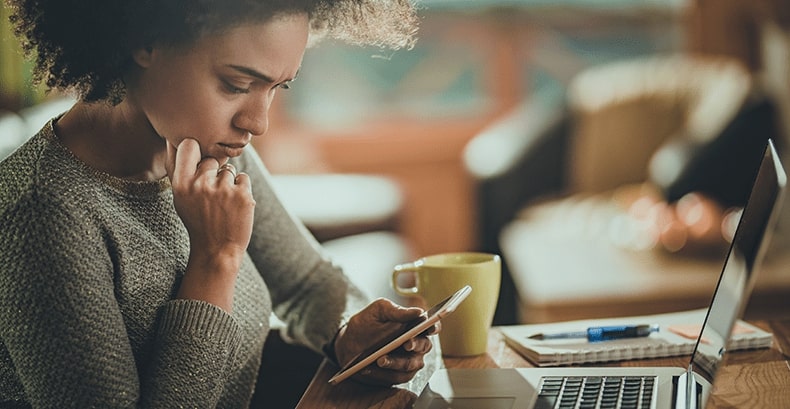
[327,285,472,385]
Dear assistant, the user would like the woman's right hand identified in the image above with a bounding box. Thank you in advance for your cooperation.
[166,138,256,312]
[333,299,436,386]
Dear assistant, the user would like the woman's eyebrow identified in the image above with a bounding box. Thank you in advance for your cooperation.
[227,64,298,83]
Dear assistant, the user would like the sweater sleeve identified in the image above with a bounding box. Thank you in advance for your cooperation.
[232,149,370,354]
[0,189,242,408]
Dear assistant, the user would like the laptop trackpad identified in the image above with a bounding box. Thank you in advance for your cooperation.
[413,369,536,409]
[425,397,516,409]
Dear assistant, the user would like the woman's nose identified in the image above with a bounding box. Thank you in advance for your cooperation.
[233,97,270,136]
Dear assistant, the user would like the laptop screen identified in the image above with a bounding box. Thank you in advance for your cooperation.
[689,140,786,382]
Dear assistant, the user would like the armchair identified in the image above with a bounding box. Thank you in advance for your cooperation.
[465,54,786,324]
[463,85,571,324]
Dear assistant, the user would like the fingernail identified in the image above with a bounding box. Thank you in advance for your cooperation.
[378,356,390,368]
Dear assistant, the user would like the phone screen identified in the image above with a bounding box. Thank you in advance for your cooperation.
[328,285,472,385]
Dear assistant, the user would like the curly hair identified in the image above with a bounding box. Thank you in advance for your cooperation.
[4,0,419,103]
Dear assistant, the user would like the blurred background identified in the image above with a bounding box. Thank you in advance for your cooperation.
[2,0,790,325]
[260,0,686,257]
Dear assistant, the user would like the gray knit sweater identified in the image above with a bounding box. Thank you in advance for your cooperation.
[0,120,368,408]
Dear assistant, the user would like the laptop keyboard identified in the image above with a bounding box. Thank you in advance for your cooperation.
[536,376,655,409]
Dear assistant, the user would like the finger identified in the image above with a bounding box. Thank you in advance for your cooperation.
[373,299,424,323]
[195,156,221,177]
[376,354,425,373]
[234,172,253,192]
[356,367,394,386]
[217,163,237,182]
[165,139,178,179]
[172,138,203,181]
[402,336,433,354]
[426,321,441,336]
[358,365,417,386]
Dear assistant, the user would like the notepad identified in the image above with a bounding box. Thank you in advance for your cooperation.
[498,309,773,367]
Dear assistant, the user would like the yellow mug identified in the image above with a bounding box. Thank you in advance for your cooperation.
[392,252,501,356]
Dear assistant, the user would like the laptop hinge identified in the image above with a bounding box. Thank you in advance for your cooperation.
[674,365,699,409]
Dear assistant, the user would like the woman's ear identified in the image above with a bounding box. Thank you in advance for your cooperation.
[132,46,155,68]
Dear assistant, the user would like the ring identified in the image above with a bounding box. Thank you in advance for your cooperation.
[217,163,237,179]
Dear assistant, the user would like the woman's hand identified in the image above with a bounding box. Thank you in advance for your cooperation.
[333,299,437,386]
[166,138,256,312]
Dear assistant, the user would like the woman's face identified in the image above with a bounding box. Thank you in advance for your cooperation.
[129,13,308,163]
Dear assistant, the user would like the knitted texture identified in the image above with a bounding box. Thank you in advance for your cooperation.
[0,120,366,408]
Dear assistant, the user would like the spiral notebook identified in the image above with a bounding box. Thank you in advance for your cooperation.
[499,308,773,367]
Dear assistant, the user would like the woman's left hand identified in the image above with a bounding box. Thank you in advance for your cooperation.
[333,298,437,386]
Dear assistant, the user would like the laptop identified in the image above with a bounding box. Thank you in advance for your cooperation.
[413,139,786,409]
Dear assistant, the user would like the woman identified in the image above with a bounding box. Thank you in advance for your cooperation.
[0,0,432,407]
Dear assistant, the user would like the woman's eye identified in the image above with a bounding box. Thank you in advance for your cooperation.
[278,82,291,90]
[223,81,250,94]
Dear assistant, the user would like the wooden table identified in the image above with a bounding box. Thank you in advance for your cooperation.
[296,319,790,409]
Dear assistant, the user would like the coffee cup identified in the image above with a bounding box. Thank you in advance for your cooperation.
[392,252,501,356]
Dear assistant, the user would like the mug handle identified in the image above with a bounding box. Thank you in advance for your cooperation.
[392,262,420,297]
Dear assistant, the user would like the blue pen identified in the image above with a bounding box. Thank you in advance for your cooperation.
[528,324,660,342]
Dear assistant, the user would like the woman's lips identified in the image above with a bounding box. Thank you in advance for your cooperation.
[219,143,247,157]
